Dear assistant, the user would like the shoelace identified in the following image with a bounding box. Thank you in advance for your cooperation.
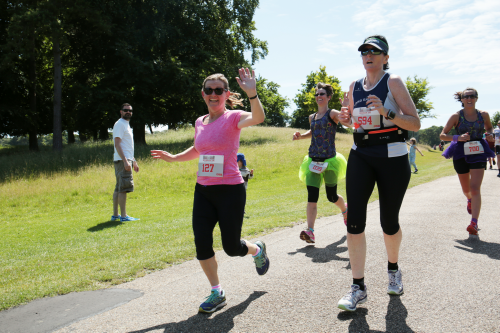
[388,272,399,286]
[343,287,361,300]
[205,291,221,304]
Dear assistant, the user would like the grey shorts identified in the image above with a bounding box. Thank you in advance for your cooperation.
[114,159,134,193]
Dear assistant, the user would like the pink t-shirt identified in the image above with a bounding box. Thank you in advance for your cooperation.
[194,110,244,186]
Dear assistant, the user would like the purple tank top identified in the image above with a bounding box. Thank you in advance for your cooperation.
[308,112,337,159]
[456,110,484,141]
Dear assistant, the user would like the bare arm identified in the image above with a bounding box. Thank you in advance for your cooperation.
[151,146,200,163]
[338,82,355,128]
[236,68,265,129]
[414,146,424,156]
[292,115,313,140]
[482,111,495,142]
[382,75,421,131]
[439,113,469,141]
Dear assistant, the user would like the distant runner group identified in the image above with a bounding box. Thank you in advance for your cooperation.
[111,34,498,313]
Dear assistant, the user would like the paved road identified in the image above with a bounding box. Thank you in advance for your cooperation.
[2,172,500,332]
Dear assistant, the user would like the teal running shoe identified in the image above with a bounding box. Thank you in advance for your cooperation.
[120,215,140,222]
[253,240,270,275]
[110,215,121,222]
[199,289,226,313]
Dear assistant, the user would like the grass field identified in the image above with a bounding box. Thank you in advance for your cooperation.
[0,127,454,310]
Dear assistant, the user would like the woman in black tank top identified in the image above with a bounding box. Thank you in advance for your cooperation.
[336,35,421,312]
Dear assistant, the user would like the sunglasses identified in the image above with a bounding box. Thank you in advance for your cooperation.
[360,49,384,56]
[462,95,477,100]
[203,87,227,95]
[121,109,133,112]
[314,93,327,97]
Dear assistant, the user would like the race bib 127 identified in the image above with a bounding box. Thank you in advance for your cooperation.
[198,155,224,177]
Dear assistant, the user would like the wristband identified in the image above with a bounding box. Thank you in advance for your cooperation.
[248,94,258,100]
[452,135,459,143]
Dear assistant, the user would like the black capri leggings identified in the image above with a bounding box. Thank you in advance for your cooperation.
[346,149,411,235]
[192,183,248,260]
[307,185,339,203]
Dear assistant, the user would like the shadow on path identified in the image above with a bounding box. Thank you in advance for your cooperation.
[288,235,349,263]
[128,291,267,333]
[337,295,414,332]
[87,220,124,232]
[454,237,500,260]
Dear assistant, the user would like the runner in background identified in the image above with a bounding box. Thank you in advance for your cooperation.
[151,68,269,313]
[494,121,500,177]
[292,82,348,244]
[440,87,495,235]
[337,35,421,311]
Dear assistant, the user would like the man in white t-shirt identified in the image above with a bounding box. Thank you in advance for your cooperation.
[111,103,140,222]
[494,121,500,177]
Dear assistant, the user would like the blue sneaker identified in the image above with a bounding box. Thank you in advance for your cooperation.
[253,241,270,275]
[120,215,140,222]
[199,289,226,313]
[110,215,121,222]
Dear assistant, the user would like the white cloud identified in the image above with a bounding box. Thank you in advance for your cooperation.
[352,0,500,84]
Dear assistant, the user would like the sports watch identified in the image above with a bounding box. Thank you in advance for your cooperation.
[385,108,396,120]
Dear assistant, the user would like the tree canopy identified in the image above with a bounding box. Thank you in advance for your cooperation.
[405,75,435,120]
[0,0,269,149]
[290,66,347,132]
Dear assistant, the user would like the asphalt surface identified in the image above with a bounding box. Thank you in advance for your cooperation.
[2,171,500,332]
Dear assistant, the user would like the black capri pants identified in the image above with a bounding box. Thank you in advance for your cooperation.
[346,149,411,235]
[192,183,248,260]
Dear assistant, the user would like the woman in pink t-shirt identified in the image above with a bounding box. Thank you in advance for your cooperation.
[151,68,269,313]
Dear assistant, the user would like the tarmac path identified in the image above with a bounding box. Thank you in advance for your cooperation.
[1,171,499,332]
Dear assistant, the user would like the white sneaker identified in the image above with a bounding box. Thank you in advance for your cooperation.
[387,269,404,295]
[337,284,367,311]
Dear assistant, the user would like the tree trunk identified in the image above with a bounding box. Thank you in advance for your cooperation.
[148,124,153,134]
[67,129,75,144]
[99,127,109,141]
[28,16,39,151]
[92,130,98,141]
[52,34,63,151]
[78,131,88,143]
[133,122,146,145]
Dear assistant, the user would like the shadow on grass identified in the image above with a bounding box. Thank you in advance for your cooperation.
[128,291,267,333]
[0,136,277,183]
[337,295,414,332]
[87,220,124,232]
[287,235,349,263]
[454,237,500,260]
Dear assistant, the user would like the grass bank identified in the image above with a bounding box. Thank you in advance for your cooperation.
[0,127,453,310]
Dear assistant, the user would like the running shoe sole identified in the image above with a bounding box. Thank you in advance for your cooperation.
[299,231,315,243]
[388,288,404,295]
[337,294,367,311]
[199,300,227,313]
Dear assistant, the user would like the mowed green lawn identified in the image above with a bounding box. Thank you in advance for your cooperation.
[0,127,454,310]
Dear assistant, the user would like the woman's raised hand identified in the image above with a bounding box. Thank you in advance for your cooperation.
[236,68,257,96]
[292,131,301,141]
[338,92,352,123]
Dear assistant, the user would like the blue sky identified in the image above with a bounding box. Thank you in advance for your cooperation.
[249,0,500,129]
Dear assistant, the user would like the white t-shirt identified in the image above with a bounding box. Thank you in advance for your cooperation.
[494,128,500,146]
[113,118,134,161]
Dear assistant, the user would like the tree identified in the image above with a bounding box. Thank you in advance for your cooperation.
[415,125,443,146]
[290,66,347,132]
[234,76,289,127]
[405,75,435,120]
[490,111,500,127]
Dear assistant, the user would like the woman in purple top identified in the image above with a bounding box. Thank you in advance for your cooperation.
[151,68,269,314]
[440,87,495,235]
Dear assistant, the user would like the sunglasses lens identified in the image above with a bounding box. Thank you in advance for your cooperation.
[204,88,225,95]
